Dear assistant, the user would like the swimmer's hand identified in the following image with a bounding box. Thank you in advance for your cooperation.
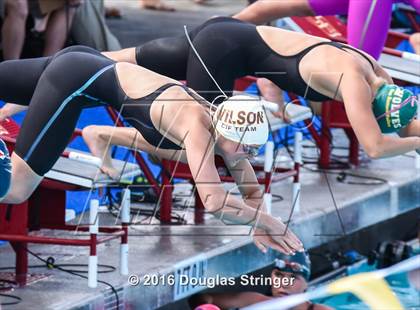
[253,224,303,255]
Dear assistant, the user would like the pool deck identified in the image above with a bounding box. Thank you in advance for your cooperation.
[1,134,419,309]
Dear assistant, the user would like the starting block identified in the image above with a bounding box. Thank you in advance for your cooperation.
[0,119,134,287]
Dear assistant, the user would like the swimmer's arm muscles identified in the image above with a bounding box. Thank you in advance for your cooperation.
[183,123,274,229]
[341,73,420,158]
[228,159,265,211]
[189,292,270,309]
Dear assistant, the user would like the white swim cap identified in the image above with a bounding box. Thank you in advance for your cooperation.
[213,95,269,145]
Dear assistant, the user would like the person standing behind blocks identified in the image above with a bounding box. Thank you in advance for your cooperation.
[0,0,81,59]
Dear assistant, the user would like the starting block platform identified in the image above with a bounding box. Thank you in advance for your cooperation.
[46,149,142,188]
[378,53,420,85]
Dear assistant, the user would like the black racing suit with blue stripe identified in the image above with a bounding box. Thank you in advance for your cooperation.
[3,46,185,176]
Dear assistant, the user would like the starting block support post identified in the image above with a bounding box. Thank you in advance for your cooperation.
[120,188,130,276]
[416,97,420,169]
[88,199,99,288]
[264,141,275,215]
[293,132,302,213]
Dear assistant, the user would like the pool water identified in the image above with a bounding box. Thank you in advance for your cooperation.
[313,260,420,309]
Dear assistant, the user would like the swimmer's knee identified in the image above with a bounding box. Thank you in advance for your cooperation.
[256,78,279,92]
[6,0,28,19]
[3,190,29,204]
[2,178,35,204]
[82,125,101,139]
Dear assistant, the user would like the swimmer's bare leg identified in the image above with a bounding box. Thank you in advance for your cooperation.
[82,125,121,179]
[0,153,42,204]
[140,0,175,11]
[102,48,138,64]
[82,125,187,179]
[256,78,290,121]
[233,0,314,25]
[0,103,28,121]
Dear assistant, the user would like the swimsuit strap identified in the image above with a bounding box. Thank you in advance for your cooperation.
[132,82,186,102]
[297,41,375,70]
[333,42,376,70]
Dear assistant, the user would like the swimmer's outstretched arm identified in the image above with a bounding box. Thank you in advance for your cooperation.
[228,159,285,253]
[233,0,314,25]
[398,120,420,154]
[341,71,420,158]
[184,118,303,255]
[228,159,263,206]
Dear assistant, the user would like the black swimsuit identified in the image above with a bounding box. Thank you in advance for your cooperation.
[2,46,188,175]
[136,17,375,102]
[116,81,185,150]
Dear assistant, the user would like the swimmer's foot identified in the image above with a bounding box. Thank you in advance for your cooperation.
[194,0,211,4]
[100,165,121,181]
[105,7,122,18]
[256,78,290,121]
[140,1,175,11]
[82,126,120,180]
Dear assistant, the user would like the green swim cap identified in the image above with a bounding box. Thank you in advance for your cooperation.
[373,84,418,134]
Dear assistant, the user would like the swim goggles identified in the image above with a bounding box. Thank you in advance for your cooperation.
[274,258,310,280]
